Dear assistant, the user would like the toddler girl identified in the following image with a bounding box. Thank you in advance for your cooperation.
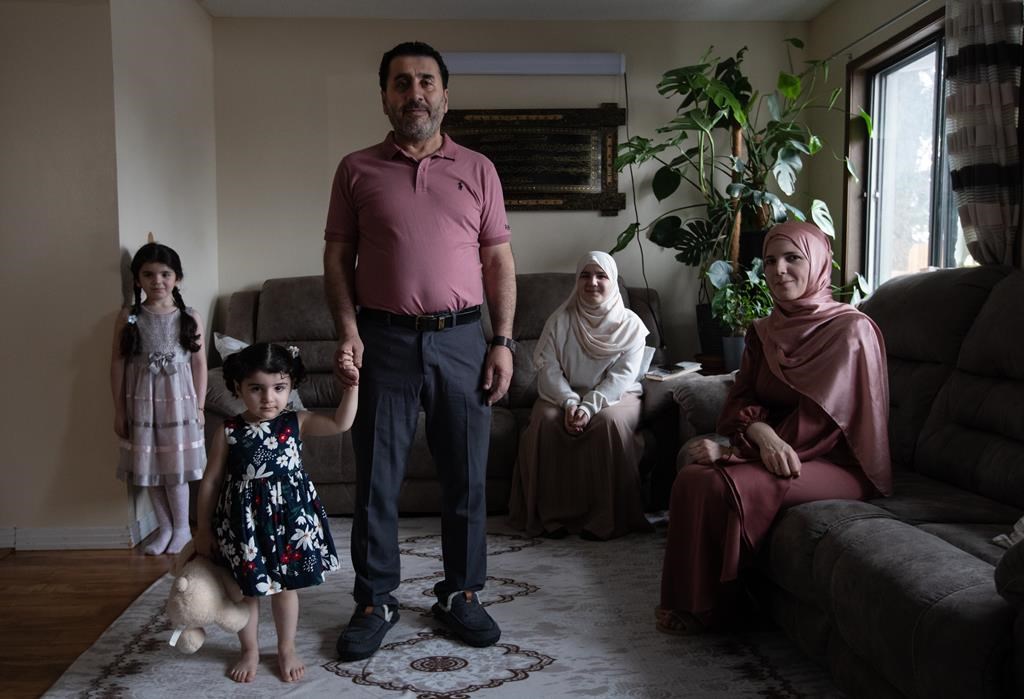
[111,242,207,555]
[195,343,357,683]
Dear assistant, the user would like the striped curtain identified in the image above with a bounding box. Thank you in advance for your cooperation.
[945,0,1023,265]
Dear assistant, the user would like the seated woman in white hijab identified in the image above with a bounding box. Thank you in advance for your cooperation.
[508,251,653,540]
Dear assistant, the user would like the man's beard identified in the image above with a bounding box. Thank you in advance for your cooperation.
[388,102,443,142]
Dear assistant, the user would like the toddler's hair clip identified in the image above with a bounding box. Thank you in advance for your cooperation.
[127,314,138,325]
[287,345,300,358]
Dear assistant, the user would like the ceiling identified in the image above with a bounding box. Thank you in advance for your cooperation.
[198,0,836,23]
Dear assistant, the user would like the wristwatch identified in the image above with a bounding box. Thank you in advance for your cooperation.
[490,335,518,354]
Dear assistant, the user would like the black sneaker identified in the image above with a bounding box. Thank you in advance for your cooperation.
[336,604,399,661]
[431,585,501,648]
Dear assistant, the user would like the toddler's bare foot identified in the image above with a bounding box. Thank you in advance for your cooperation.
[278,644,305,682]
[229,649,259,683]
[143,527,171,556]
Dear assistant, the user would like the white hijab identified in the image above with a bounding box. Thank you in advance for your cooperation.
[563,251,647,359]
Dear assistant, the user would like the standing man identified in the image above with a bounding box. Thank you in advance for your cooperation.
[324,41,516,662]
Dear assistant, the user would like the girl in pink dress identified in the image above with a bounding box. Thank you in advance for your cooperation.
[111,242,207,555]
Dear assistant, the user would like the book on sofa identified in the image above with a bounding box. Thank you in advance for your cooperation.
[645,361,702,382]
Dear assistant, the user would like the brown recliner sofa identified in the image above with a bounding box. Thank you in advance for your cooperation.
[205,272,682,515]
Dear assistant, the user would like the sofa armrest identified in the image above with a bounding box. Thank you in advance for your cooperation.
[671,373,734,442]
[224,289,260,344]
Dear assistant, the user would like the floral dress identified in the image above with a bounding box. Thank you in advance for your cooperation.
[214,410,339,596]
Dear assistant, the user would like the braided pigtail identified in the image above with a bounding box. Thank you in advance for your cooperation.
[119,286,144,357]
[172,287,201,353]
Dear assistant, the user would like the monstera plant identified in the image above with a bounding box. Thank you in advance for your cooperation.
[613,40,869,352]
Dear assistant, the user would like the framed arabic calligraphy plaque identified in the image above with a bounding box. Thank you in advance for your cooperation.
[442,103,626,215]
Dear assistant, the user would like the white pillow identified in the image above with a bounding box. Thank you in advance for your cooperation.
[214,332,249,361]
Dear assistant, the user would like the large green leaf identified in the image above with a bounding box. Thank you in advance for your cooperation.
[704,79,747,125]
[652,166,682,201]
[772,146,803,196]
[828,87,842,110]
[777,72,802,101]
[707,259,733,289]
[649,216,684,248]
[858,108,874,138]
[811,199,834,237]
[784,37,805,49]
[844,155,861,183]
[674,218,722,266]
[610,222,638,254]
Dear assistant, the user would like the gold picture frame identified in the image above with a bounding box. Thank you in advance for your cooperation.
[443,103,626,215]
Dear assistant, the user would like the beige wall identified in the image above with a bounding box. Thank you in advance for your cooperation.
[111,0,218,320]
[213,18,805,359]
[0,0,217,541]
[110,0,217,534]
[0,0,124,531]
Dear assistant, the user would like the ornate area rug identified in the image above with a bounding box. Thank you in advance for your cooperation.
[46,517,842,698]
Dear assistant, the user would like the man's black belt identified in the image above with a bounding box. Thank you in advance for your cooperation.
[359,306,482,331]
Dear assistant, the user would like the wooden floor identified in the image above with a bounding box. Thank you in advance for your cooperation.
[0,547,171,699]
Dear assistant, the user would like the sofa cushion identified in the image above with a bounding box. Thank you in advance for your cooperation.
[860,266,1010,366]
[912,272,1024,509]
[764,500,896,609]
[869,470,1022,525]
[916,523,1009,565]
[860,266,1011,470]
[672,373,734,439]
[814,515,1014,699]
[256,275,337,343]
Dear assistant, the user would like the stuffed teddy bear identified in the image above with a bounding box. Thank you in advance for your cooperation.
[165,540,250,654]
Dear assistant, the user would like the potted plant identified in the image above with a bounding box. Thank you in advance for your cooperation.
[706,258,774,370]
[612,41,864,353]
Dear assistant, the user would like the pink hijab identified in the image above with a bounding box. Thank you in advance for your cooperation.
[753,222,892,495]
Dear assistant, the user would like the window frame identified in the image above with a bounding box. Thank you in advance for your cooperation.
[842,9,948,286]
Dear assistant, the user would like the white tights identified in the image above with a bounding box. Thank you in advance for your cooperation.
[143,483,192,555]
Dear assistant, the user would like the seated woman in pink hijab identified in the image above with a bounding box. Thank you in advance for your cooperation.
[657,222,892,633]
[508,251,653,540]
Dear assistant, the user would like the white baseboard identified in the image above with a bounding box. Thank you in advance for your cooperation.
[15,512,159,550]
[0,527,14,549]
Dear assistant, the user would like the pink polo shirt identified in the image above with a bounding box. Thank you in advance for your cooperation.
[325,133,511,316]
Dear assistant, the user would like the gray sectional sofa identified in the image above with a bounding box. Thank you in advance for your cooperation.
[205,272,680,515]
[674,265,1024,698]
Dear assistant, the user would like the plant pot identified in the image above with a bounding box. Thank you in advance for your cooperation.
[696,303,724,356]
[722,335,746,372]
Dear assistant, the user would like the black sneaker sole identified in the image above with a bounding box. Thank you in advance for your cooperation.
[431,603,501,648]
[336,610,400,661]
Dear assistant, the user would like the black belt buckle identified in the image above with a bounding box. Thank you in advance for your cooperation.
[414,313,448,331]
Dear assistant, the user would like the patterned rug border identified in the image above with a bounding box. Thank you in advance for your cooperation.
[44,517,843,699]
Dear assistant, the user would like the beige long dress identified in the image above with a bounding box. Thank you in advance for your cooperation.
[509,392,651,539]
